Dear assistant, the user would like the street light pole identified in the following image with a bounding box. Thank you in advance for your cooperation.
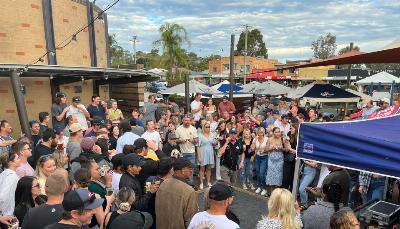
[243,24,249,84]
[130,36,137,64]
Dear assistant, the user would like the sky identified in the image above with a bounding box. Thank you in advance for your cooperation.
[96,0,400,63]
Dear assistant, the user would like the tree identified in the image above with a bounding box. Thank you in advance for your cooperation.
[235,29,268,58]
[108,34,133,67]
[338,45,360,55]
[311,33,337,59]
[153,23,190,80]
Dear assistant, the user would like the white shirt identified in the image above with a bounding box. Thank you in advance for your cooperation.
[0,169,20,215]
[116,132,140,154]
[112,172,122,194]
[273,119,290,136]
[66,105,89,129]
[175,125,198,154]
[188,211,239,229]
[191,100,202,121]
[141,131,161,147]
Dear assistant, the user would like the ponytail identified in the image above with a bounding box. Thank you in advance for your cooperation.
[0,152,17,169]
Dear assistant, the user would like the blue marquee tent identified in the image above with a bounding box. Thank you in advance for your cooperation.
[288,83,360,103]
[211,80,243,93]
[297,113,400,178]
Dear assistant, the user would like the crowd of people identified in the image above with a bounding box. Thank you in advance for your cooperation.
[0,91,396,229]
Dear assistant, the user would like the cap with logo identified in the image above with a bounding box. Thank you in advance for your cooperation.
[69,123,84,133]
[123,153,145,167]
[72,96,81,103]
[229,128,237,134]
[56,92,66,98]
[209,183,234,201]
[62,188,104,211]
[272,110,280,115]
[173,158,193,171]
[168,133,178,140]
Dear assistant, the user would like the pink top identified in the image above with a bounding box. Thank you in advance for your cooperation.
[16,162,35,178]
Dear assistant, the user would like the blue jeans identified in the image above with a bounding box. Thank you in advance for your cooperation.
[183,153,195,181]
[363,177,385,204]
[254,154,268,188]
[239,158,253,184]
[299,165,317,204]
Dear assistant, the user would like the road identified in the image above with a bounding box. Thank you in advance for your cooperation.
[197,187,268,229]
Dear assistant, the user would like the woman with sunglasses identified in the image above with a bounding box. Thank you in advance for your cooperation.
[251,99,260,117]
[226,115,243,136]
[0,153,21,215]
[251,128,269,196]
[13,176,42,224]
[35,155,57,195]
[197,122,217,189]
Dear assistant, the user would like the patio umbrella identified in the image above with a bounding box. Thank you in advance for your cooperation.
[211,80,243,93]
[160,80,220,95]
[241,81,261,93]
[253,81,292,96]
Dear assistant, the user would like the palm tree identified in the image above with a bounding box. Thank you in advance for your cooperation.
[154,23,190,80]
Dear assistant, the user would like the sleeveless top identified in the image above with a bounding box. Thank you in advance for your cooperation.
[255,137,268,156]
[106,211,121,229]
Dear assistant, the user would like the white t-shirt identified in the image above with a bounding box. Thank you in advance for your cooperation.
[188,211,240,229]
[112,172,122,194]
[191,100,202,121]
[142,131,161,147]
[273,120,290,137]
[66,105,88,129]
[175,125,198,154]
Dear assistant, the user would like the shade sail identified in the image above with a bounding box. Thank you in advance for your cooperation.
[297,109,400,178]
[160,80,220,95]
[356,71,400,86]
[253,81,292,95]
[287,83,361,102]
[345,89,372,101]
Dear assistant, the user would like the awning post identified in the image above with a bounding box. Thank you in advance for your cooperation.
[10,70,31,139]
[291,158,301,198]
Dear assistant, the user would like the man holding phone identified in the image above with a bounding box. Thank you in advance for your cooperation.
[87,95,108,122]
[66,96,90,130]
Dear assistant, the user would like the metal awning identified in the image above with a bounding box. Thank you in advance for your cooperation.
[0,64,156,84]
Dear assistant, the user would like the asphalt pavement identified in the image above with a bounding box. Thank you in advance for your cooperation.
[197,186,268,229]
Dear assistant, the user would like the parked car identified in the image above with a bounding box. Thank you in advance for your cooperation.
[146,82,167,93]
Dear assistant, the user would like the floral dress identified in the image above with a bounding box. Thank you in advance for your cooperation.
[265,139,284,186]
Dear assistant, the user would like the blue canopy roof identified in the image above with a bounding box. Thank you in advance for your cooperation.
[288,83,360,102]
[297,113,400,178]
[217,83,243,93]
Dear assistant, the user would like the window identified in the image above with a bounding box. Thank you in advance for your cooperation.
[223,64,229,71]
[213,66,218,73]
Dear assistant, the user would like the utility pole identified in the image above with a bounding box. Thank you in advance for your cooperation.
[229,34,235,101]
[344,42,353,115]
[130,36,137,64]
[243,24,250,84]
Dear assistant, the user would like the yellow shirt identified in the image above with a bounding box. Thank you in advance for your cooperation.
[107,109,123,121]
[145,151,159,161]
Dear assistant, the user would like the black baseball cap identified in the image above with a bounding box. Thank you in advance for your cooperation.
[222,95,228,99]
[173,158,193,171]
[56,92,66,98]
[134,138,147,149]
[62,189,104,211]
[123,153,145,167]
[281,114,289,119]
[209,183,234,201]
[265,108,272,113]
[72,96,81,103]
[229,128,237,134]
[272,110,280,115]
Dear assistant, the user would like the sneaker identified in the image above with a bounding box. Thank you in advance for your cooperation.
[255,187,261,194]
[260,189,267,196]
[249,183,256,190]
[242,183,248,190]
[199,183,204,189]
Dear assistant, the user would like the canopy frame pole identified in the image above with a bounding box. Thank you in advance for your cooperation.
[10,69,32,139]
[344,42,354,115]
[185,74,190,113]
[291,159,301,198]
[229,34,235,101]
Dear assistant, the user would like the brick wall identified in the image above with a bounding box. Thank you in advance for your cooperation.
[0,0,108,67]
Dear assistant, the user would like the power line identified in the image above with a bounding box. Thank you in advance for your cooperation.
[28,0,120,66]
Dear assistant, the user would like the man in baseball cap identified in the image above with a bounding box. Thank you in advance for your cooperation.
[188,182,239,228]
[45,189,103,229]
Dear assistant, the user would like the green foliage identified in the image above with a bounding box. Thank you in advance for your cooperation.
[108,34,133,67]
[153,23,190,80]
[235,29,268,58]
[338,45,360,55]
[311,33,337,59]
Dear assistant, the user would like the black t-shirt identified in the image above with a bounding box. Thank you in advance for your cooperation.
[22,204,64,229]
[243,139,253,158]
[220,139,242,171]
[87,104,106,121]
[162,142,180,157]
[32,143,54,169]
[44,223,80,229]
[52,103,67,130]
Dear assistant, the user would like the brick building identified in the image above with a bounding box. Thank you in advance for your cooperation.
[0,0,151,136]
